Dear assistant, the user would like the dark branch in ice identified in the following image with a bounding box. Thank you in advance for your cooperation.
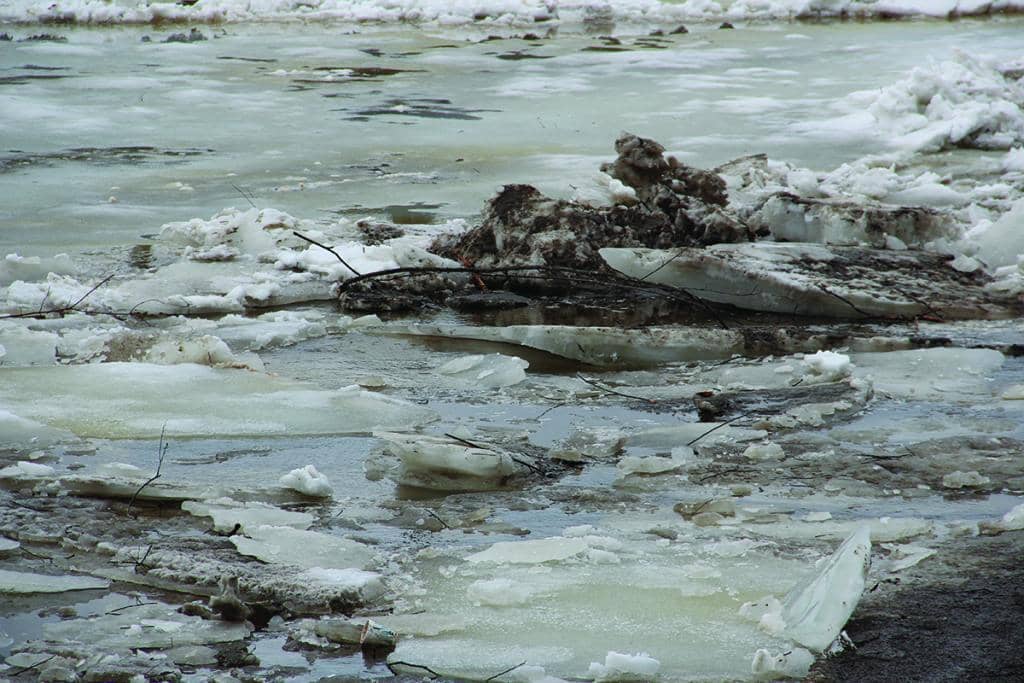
[386,660,443,678]
[292,230,362,277]
[0,273,115,320]
[576,373,658,403]
[127,423,169,516]
[486,660,528,681]
[686,409,758,447]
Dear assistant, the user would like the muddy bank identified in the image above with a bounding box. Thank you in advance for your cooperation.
[809,532,1024,682]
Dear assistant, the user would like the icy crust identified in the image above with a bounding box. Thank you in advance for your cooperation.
[802,50,1024,154]
[4,0,1024,25]
[382,520,872,681]
[600,243,1013,319]
[0,207,445,318]
[0,362,437,439]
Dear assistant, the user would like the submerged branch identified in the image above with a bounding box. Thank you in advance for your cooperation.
[127,424,169,516]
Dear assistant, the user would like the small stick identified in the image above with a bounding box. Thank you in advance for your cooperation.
[576,373,657,403]
[292,231,361,277]
[127,424,168,515]
[486,661,528,682]
[386,661,442,678]
[421,508,450,530]
[686,409,757,447]
[0,273,115,320]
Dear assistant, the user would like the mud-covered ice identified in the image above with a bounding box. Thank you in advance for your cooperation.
[601,243,1015,319]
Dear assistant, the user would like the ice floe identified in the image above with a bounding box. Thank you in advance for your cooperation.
[0,569,109,594]
[278,464,333,497]
[437,352,530,388]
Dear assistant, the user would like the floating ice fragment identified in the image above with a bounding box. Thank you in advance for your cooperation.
[467,577,535,607]
[743,442,784,461]
[301,567,385,602]
[0,569,108,594]
[751,647,815,680]
[941,470,991,489]
[586,651,660,682]
[978,503,1024,535]
[616,454,683,476]
[801,351,852,383]
[376,431,531,491]
[782,525,871,652]
[279,464,333,497]
[0,460,55,479]
[467,537,588,565]
[437,353,529,388]
[144,334,263,370]
[1001,384,1024,399]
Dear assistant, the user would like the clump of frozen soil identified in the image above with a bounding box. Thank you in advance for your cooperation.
[429,132,755,273]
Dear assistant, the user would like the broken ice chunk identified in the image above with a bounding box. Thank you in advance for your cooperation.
[781,525,871,651]
[586,651,660,682]
[800,350,852,383]
[0,569,108,594]
[437,353,529,388]
[376,431,532,491]
[467,577,536,606]
[182,498,314,532]
[750,647,815,680]
[941,470,991,489]
[616,454,683,477]
[279,464,333,497]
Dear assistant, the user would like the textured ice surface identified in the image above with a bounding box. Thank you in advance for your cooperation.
[0,363,437,438]
[230,524,377,570]
[851,348,1004,400]
[781,526,871,651]
[587,651,661,682]
[182,498,315,531]
[40,603,251,650]
[0,569,108,594]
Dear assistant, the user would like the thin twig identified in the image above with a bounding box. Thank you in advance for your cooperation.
[421,508,450,530]
[686,409,758,447]
[231,183,257,209]
[105,601,160,615]
[444,432,487,450]
[0,273,115,320]
[386,661,442,678]
[576,373,657,403]
[292,231,361,277]
[127,424,168,515]
[11,654,57,676]
[486,661,528,682]
[444,432,543,475]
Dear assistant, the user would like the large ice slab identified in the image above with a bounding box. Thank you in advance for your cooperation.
[376,323,744,366]
[230,525,377,570]
[601,243,1012,319]
[0,363,437,438]
[0,569,108,594]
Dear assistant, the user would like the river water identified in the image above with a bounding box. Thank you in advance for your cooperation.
[1,5,1023,682]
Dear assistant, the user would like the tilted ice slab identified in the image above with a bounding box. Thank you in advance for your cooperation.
[0,569,108,594]
[376,431,533,491]
[0,362,437,438]
[601,243,1010,319]
[781,526,871,651]
[437,353,529,388]
[376,323,743,366]
[851,347,1004,401]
